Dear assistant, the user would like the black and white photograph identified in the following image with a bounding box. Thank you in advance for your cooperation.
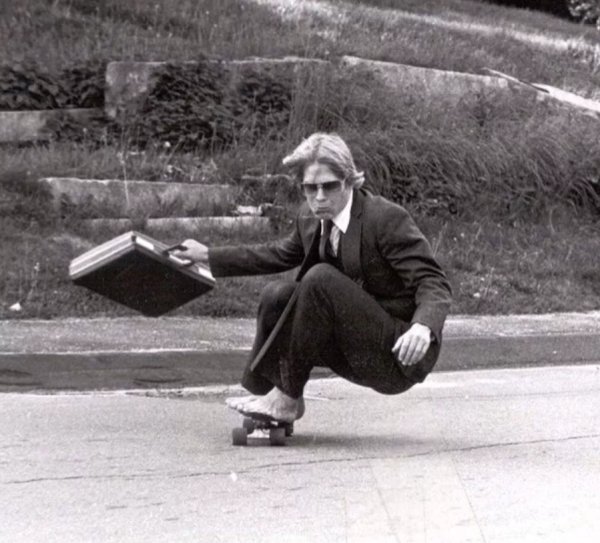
[1,0,600,541]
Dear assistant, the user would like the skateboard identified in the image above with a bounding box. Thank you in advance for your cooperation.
[231,413,294,446]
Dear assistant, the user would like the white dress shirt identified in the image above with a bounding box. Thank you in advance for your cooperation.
[321,191,353,257]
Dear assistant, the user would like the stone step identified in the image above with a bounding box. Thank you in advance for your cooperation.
[82,216,272,238]
[39,177,238,218]
[340,56,509,105]
[0,108,102,143]
[104,56,516,120]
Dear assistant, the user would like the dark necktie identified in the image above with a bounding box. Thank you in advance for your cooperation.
[319,219,333,262]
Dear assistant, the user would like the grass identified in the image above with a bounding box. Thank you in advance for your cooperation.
[303,0,600,95]
[0,141,247,185]
[2,0,599,93]
[1,0,301,69]
[2,211,599,319]
[426,214,600,315]
[1,0,600,319]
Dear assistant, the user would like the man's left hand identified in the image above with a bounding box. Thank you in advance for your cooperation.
[392,323,432,366]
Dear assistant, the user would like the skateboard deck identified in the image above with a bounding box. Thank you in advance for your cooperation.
[232,414,294,446]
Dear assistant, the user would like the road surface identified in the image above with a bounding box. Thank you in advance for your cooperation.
[1,364,600,542]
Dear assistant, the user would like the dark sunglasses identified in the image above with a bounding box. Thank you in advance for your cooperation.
[301,180,344,195]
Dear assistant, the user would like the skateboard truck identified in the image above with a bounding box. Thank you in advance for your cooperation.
[232,415,294,446]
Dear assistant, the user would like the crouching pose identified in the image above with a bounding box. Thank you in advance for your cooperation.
[171,133,452,423]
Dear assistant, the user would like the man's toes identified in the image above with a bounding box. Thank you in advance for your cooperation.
[225,399,239,411]
[238,399,261,414]
[242,403,297,423]
[226,396,253,410]
[225,397,239,408]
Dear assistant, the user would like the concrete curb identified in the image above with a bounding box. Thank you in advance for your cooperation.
[1,312,599,391]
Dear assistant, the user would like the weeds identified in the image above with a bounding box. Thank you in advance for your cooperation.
[423,213,600,315]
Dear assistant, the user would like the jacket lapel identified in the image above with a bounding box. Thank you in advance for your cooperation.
[295,219,321,281]
[340,189,365,283]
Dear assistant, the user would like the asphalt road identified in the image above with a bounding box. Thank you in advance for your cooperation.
[2,364,599,542]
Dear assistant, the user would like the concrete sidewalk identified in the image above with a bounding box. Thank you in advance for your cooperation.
[1,311,599,391]
[1,365,599,542]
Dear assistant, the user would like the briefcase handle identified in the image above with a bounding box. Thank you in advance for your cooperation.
[162,243,186,255]
[162,243,194,267]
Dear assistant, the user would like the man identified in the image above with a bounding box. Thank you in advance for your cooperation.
[171,133,452,423]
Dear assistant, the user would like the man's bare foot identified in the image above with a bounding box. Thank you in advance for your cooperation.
[238,388,305,423]
[225,395,257,411]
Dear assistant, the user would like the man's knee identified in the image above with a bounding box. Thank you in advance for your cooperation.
[300,263,342,292]
[259,280,296,311]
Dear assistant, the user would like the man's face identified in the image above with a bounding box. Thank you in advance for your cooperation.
[302,162,352,219]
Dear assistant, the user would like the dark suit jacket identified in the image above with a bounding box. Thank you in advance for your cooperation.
[209,189,452,342]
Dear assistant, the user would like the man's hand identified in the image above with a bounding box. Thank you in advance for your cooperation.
[168,239,209,266]
[392,323,432,366]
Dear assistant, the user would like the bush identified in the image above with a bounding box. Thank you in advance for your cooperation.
[127,61,293,151]
[0,63,66,110]
[0,60,106,111]
[566,0,600,25]
[46,110,120,145]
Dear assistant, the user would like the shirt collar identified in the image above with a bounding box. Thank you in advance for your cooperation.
[331,190,353,234]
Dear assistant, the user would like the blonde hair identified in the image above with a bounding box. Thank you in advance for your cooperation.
[282,133,365,189]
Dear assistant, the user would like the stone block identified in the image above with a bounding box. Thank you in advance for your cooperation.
[105,57,328,119]
[0,109,102,143]
[83,216,272,238]
[340,56,509,105]
[104,61,164,119]
[39,177,237,218]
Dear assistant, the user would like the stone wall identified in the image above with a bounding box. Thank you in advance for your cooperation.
[340,56,509,104]
[0,109,101,143]
[40,177,236,218]
[4,54,588,144]
[104,56,328,119]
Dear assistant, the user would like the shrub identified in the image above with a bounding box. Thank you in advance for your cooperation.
[0,63,66,110]
[46,110,120,145]
[127,61,293,151]
[566,0,600,26]
[0,60,106,111]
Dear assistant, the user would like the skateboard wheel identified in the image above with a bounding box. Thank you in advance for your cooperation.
[269,427,286,446]
[232,427,248,446]
[284,423,294,437]
[242,417,256,433]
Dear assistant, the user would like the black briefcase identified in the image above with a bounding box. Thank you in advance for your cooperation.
[69,231,215,316]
